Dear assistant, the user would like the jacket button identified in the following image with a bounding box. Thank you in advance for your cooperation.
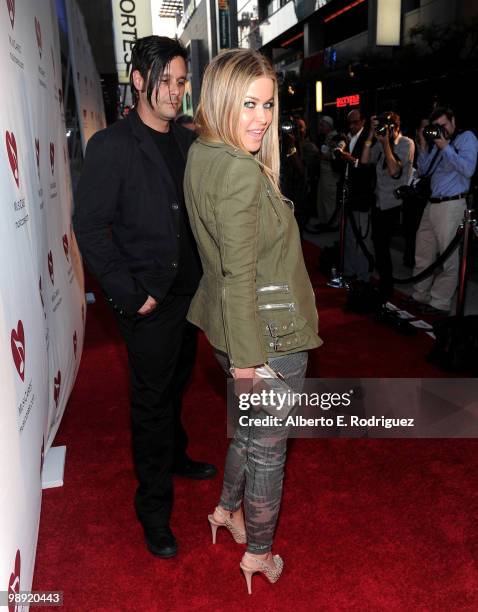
[171,261,178,268]
[171,202,179,210]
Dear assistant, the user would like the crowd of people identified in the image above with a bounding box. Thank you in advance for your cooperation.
[285,107,478,315]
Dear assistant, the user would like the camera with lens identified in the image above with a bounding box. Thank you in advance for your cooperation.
[280,118,295,135]
[332,139,347,160]
[393,176,431,202]
[375,113,396,137]
[423,123,445,141]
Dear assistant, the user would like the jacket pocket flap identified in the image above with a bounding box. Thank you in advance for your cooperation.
[261,313,307,338]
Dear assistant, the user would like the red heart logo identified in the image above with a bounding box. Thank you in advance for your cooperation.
[54,371,61,408]
[6,0,15,29]
[73,331,77,358]
[49,142,54,174]
[34,17,42,57]
[47,250,54,285]
[10,320,25,382]
[35,138,40,172]
[8,549,21,612]
[5,131,19,188]
[62,234,69,260]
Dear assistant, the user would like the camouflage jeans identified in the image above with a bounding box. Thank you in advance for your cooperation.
[214,350,308,553]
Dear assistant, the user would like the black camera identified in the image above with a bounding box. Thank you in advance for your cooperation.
[376,113,395,137]
[423,123,445,141]
[332,139,347,160]
[393,176,431,202]
[280,119,295,134]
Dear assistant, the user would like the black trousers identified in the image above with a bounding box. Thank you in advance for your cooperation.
[371,205,401,302]
[115,294,197,533]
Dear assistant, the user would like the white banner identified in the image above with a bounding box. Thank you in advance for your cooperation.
[111,0,153,84]
[65,0,106,154]
[0,0,85,600]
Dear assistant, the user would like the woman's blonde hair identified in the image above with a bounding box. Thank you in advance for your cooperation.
[195,48,280,192]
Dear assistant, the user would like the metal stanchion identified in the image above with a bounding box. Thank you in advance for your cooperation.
[327,180,349,289]
[456,207,478,317]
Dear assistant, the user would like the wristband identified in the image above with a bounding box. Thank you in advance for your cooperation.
[364,140,373,146]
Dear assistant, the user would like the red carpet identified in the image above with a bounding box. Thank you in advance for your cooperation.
[33,243,478,611]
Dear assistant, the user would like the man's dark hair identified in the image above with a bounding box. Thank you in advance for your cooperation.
[130,36,187,107]
[383,111,400,128]
[429,107,455,123]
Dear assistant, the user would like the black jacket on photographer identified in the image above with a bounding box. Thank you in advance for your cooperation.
[335,128,375,212]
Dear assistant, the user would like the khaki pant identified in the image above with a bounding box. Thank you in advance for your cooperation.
[412,198,466,311]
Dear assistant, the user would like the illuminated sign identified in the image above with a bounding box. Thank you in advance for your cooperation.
[336,94,360,108]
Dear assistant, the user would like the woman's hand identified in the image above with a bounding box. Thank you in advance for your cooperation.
[233,367,258,379]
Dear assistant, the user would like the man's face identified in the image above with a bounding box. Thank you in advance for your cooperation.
[347,112,364,136]
[433,114,455,139]
[296,119,306,139]
[135,56,187,122]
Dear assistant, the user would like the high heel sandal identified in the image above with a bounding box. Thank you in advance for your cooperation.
[208,506,247,544]
[239,551,284,595]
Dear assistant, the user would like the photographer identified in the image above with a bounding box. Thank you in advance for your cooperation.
[316,115,341,228]
[361,112,414,303]
[335,109,375,283]
[280,118,307,232]
[410,107,478,315]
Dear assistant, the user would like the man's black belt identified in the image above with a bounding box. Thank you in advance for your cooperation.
[429,193,468,203]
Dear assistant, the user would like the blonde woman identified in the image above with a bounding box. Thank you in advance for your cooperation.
[184,49,322,593]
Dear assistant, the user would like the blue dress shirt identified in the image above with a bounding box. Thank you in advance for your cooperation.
[417,130,478,198]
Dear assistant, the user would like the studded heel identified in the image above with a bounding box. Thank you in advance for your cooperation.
[208,506,247,544]
[239,551,284,594]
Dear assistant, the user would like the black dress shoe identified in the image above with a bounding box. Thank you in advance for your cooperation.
[419,304,450,316]
[144,528,178,558]
[172,459,217,480]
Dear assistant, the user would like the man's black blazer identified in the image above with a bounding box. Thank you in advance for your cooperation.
[73,110,195,315]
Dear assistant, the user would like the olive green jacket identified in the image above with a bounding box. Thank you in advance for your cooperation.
[184,138,322,368]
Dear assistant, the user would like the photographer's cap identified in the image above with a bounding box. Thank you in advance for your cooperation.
[320,115,334,128]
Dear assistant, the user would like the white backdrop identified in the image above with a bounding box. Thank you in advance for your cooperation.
[65,0,106,154]
[0,0,87,601]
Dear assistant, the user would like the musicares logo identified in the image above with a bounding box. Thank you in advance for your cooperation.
[54,371,61,408]
[49,142,54,174]
[6,0,15,29]
[8,549,21,612]
[35,138,40,174]
[62,233,69,261]
[6,131,19,188]
[11,320,25,382]
[34,17,42,58]
[73,331,77,358]
[47,250,54,285]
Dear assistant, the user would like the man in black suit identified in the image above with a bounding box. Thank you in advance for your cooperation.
[335,109,375,282]
[73,36,216,559]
